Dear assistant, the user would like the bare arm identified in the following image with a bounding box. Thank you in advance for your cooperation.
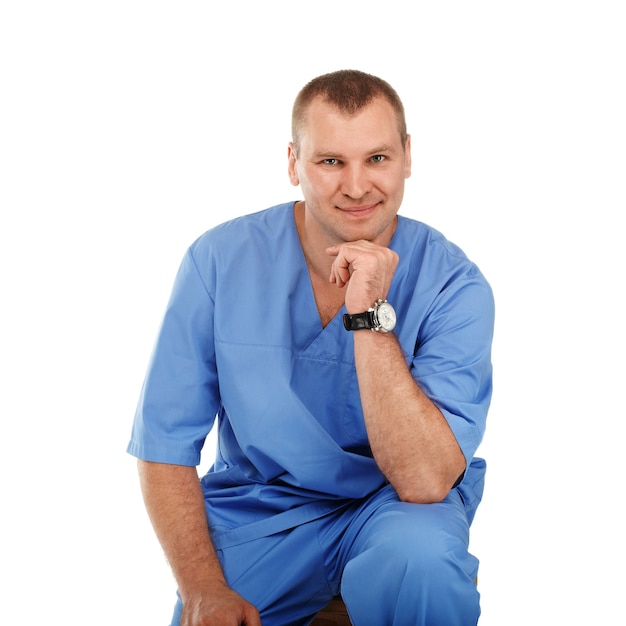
[137,460,261,626]
[353,330,465,503]
[327,240,465,504]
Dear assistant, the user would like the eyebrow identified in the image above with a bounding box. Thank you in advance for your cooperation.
[313,144,397,159]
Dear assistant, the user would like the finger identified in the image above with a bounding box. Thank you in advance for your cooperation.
[330,264,351,287]
[242,603,262,626]
[329,254,352,287]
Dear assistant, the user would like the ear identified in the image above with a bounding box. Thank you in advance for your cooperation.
[287,142,300,186]
[404,134,412,179]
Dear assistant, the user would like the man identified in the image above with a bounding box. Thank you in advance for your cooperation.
[128,69,494,626]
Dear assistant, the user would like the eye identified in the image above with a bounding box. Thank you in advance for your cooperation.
[322,158,339,166]
[371,154,386,163]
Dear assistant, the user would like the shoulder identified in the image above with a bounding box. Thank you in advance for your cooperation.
[192,202,296,253]
[393,215,493,310]
[182,202,298,273]
[395,215,466,258]
[395,215,484,274]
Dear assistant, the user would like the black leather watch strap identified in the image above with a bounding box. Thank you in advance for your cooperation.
[343,311,375,331]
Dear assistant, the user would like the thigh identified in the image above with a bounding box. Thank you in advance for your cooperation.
[218,523,335,625]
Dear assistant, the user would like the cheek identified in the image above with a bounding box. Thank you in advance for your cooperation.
[383,172,406,194]
[301,173,331,198]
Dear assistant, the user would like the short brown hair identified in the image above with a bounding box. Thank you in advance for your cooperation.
[291,69,407,155]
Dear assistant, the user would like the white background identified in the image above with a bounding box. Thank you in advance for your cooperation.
[1,1,624,624]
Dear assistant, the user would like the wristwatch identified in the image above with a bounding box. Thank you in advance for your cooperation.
[343,299,397,333]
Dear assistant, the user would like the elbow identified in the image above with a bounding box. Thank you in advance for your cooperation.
[395,475,460,505]
[397,487,448,505]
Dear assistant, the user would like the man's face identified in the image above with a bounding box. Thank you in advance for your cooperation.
[288,96,411,247]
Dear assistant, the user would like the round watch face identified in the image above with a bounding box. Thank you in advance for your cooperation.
[376,302,396,332]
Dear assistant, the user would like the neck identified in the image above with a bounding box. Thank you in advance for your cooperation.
[293,201,335,280]
[293,201,347,327]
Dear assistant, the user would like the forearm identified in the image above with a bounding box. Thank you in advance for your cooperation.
[354,331,465,504]
[327,239,466,503]
[137,460,228,603]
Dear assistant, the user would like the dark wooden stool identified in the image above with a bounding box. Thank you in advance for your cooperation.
[310,577,477,624]
[311,596,351,625]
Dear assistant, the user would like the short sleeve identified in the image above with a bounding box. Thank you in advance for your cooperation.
[127,246,219,466]
[410,266,495,466]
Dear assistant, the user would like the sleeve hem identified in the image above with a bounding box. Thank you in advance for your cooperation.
[126,440,200,466]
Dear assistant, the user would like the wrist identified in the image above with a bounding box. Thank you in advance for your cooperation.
[343,299,396,333]
[179,576,230,603]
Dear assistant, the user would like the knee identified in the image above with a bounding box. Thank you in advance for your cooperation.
[346,522,463,590]
[340,503,479,625]
[342,537,479,626]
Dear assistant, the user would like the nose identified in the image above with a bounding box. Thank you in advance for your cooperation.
[340,163,371,199]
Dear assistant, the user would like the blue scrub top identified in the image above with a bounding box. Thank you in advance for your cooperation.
[127,202,494,546]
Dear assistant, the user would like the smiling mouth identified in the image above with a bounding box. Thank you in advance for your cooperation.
[338,202,379,215]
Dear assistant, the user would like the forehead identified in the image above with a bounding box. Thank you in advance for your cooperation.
[298,97,403,153]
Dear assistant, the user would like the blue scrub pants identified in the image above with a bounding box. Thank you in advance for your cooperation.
[170,484,480,625]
